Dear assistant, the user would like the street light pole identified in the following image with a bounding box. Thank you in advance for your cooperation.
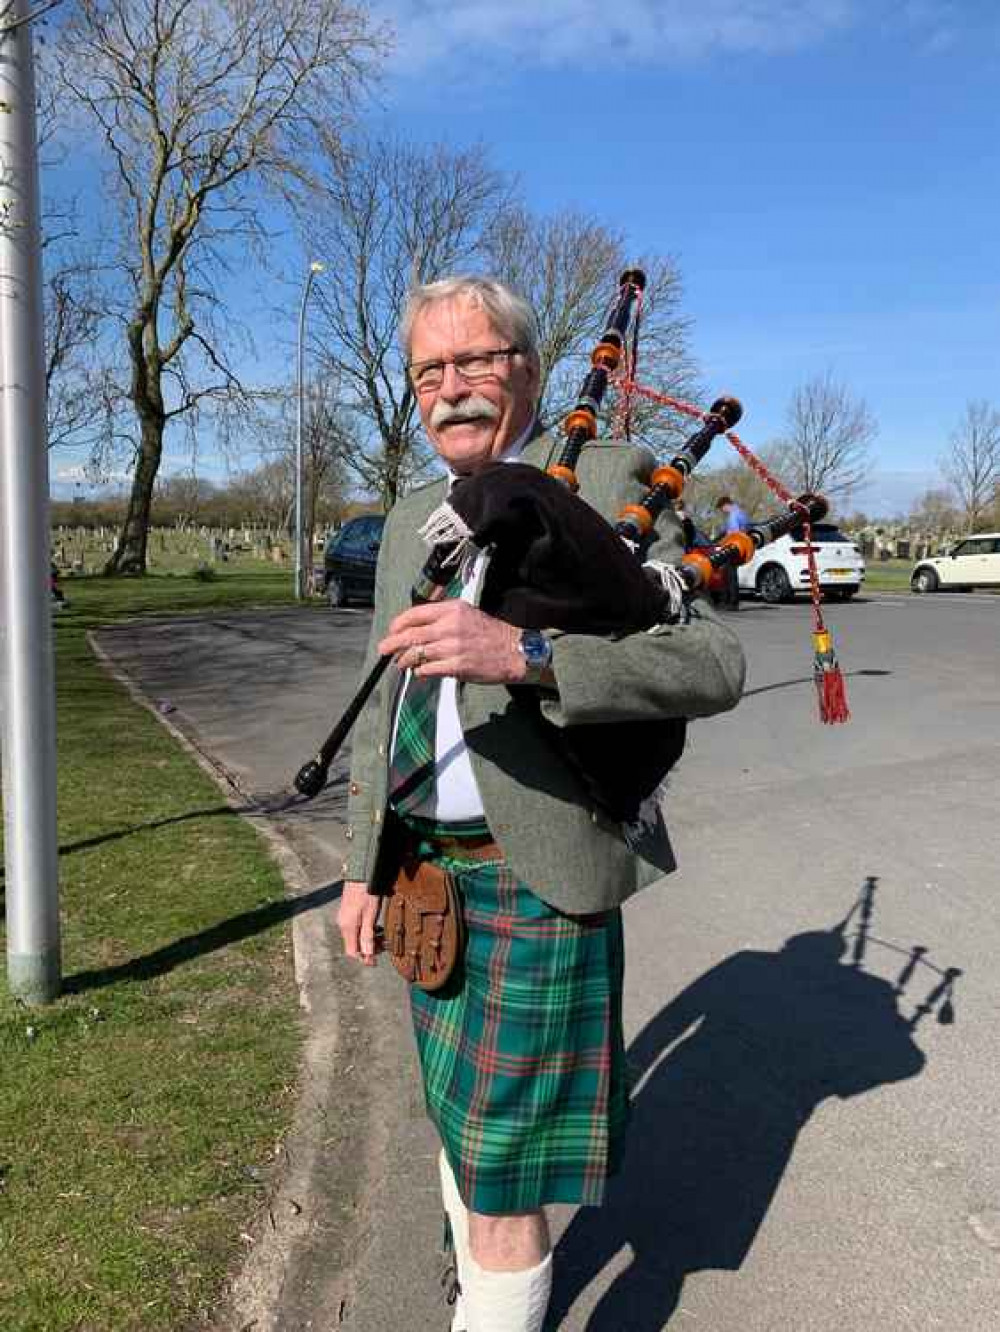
[295,260,324,601]
[0,0,61,1002]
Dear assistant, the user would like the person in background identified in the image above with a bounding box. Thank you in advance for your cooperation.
[50,562,68,610]
[673,498,697,550]
[714,495,751,611]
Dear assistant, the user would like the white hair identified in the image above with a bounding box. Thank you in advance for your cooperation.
[401,275,540,368]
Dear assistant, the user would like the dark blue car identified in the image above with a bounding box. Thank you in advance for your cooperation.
[323,514,385,607]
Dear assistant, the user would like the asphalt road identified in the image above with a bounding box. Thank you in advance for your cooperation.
[96,590,1000,1332]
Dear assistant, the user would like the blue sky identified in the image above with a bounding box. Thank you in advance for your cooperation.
[53,0,1000,516]
[367,0,1000,514]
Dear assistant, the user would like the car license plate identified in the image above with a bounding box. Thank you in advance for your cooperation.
[828,568,853,576]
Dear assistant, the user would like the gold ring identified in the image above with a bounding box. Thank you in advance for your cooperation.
[413,645,426,668]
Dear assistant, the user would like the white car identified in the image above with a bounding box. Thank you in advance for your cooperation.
[910,533,1000,593]
[737,522,865,603]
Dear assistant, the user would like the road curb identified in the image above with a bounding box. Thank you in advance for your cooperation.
[88,629,356,1330]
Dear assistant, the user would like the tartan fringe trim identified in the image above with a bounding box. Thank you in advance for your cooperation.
[419,501,478,575]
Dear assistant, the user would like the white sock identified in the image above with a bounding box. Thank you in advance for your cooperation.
[462,1251,553,1332]
[440,1151,471,1332]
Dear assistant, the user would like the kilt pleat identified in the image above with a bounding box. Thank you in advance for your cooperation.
[408,843,628,1215]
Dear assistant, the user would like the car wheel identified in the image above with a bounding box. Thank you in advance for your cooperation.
[326,575,349,608]
[911,568,938,594]
[757,565,792,603]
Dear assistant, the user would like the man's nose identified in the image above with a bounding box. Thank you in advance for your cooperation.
[438,360,470,399]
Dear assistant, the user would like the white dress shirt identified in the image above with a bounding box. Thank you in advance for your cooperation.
[391,423,536,823]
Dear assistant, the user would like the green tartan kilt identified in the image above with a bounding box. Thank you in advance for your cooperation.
[408,840,629,1216]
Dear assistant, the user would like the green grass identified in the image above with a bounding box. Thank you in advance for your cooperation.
[860,560,914,592]
[1,567,311,1331]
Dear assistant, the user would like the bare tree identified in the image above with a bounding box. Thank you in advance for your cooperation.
[777,371,877,500]
[484,208,697,442]
[301,374,352,552]
[302,133,508,509]
[226,458,292,531]
[939,400,1000,531]
[686,443,794,532]
[24,65,120,461]
[54,0,383,574]
[908,487,961,537]
[235,374,351,546]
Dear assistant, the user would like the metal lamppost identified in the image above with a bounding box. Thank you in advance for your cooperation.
[295,260,325,601]
[0,0,61,1001]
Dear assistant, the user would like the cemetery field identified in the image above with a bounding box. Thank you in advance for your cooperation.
[0,568,306,1331]
[51,524,307,579]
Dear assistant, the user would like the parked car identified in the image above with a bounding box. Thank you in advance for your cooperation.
[910,533,1000,593]
[737,523,865,603]
[323,514,385,607]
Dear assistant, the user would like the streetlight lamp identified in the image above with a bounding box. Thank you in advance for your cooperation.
[295,259,325,601]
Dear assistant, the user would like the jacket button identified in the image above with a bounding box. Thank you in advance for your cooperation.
[350,782,360,795]
[372,810,381,824]
[378,744,386,757]
[345,826,354,841]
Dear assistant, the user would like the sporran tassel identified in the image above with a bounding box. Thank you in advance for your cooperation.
[812,628,850,724]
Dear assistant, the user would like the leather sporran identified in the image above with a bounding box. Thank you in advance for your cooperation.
[384,857,465,992]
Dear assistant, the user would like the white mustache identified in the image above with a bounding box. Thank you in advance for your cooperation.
[430,396,500,430]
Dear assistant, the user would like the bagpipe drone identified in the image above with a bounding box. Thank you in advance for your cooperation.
[294,269,850,816]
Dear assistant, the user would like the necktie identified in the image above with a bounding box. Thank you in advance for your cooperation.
[388,575,462,818]
[388,669,442,817]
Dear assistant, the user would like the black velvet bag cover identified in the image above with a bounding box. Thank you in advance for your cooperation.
[447,462,666,632]
[443,462,687,823]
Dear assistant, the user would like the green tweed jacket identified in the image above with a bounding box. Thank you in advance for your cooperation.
[342,431,746,914]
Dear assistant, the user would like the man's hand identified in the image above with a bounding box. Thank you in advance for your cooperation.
[379,600,527,685]
[338,880,383,966]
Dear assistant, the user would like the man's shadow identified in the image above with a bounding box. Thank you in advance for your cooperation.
[548,877,959,1330]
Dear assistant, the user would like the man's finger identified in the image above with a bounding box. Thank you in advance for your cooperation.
[359,921,378,966]
[385,602,455,635]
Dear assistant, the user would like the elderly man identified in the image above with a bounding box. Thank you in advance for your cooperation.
[338,276,745,1332]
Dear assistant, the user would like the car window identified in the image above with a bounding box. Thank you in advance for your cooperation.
[362,516,385,546]
[811,525,851,543]
[334,521,369,553]
[954,538,991,557]
[788,524,851,544]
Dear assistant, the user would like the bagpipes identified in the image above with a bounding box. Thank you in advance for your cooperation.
[294,268,849,816]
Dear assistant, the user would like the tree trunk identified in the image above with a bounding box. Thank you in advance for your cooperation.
[382,439,402,511]
[104,410,164,575]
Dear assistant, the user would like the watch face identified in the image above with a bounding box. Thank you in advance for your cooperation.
[520,630,551,667]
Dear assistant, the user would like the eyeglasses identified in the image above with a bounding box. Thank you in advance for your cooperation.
[407,346,522,392]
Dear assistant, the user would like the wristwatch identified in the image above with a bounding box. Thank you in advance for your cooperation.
[517,629,553,685]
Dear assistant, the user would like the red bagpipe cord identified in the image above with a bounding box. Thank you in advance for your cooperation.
[616,372,850,724]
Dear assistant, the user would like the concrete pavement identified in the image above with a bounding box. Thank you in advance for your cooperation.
[95,591,1000,1331]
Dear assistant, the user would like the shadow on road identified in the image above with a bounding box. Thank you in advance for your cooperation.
[60,879,342,995]
[743,667,892,699]
[547,877,961,1331]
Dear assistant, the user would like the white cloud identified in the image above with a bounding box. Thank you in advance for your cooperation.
[377,0,858,72]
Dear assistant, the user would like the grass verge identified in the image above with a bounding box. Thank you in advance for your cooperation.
[861,560,914,592]
[1,567,309,1331]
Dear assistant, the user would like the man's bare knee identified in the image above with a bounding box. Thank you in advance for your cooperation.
[468,1209,550,1271]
